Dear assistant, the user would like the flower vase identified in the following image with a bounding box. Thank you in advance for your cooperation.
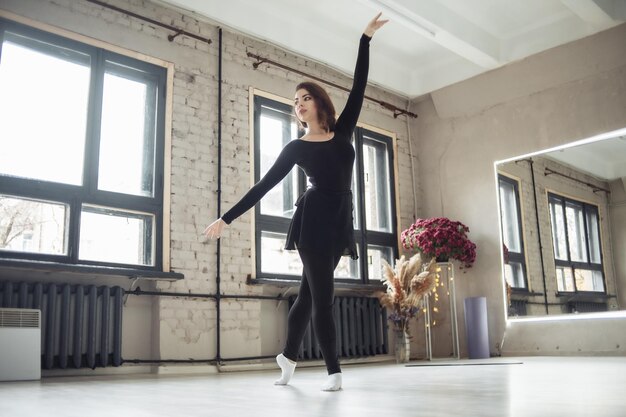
[394,330,410,363]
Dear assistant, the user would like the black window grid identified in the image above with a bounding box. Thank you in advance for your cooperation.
[253,95,398,284]
[0,18,167,271]
[498,174,529,289]
[548,193,606,294]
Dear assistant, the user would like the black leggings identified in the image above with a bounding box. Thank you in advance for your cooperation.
[283,248,342,375]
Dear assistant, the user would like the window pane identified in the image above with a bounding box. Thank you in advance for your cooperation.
[0,195,68,255]
[574,269,605,292]
[498,179,522,252]
[335,252,360,280]
[260,231,302,275]
[556,266,575,292]
[549,199,568,260]
[98,69,156,197]
[0,34,90,185]
[79,206,154,266]
[586,209,601,264]
[363,137,392,232]
[352,157,360,230]
[504,261,525,289]
[592,270,604,292]
[566,201,587,262]
[259,113,297,218]
[367,245,393,281]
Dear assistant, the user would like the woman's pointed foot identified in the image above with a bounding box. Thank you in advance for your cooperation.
[321,372,342,391]
[274,353,296,385]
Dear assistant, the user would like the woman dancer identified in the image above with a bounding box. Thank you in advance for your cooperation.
[203,13,388,391]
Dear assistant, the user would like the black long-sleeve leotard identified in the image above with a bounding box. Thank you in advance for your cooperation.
[221,34,371,259]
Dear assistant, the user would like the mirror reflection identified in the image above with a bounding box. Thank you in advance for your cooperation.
[496,128,626,317]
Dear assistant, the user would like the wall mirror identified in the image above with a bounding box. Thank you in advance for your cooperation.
[495,128,626,318]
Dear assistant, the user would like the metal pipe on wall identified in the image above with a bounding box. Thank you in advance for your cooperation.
[527,158,550,314]
[216,26,223,363]
[247,51,418,119]
[544,167,611,194]
[124,288,288,365]
[84,0,212,44]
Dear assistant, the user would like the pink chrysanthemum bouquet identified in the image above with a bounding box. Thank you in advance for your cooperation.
[401,217,477,269]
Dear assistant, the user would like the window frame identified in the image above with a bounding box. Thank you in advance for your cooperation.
[497,174,529,290]
[547,192,606,294]
[251,90,399,285]
[0,17,172,274]
[253,94,307,280]
[354,128,399,284]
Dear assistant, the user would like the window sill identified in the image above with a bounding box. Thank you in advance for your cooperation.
[0,258,184,280]
[510,289,544,298]
[250,277,384,294]
[555,292,614,302]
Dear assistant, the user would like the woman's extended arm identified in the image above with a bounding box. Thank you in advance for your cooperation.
[203,142,299,240]
[335,13,388,136]
[364,12,388,38]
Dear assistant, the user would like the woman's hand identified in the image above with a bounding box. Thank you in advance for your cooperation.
[203,218,226,241]
[364,12,389,38]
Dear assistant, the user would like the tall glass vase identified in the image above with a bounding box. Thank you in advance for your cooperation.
[394,329,411,363]
[423,261,460,360]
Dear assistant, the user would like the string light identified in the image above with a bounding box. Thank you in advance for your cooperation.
[424,261,460,360]
[428,263,449,328]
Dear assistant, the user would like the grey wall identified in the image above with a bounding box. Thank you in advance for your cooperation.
[411,22,626,356]
[609,179,626,311]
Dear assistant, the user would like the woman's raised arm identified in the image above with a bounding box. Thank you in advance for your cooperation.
[364,12,389,38]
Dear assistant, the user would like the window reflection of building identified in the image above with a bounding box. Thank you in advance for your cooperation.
[498,155,616,316]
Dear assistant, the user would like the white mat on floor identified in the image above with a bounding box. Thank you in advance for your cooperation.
[405,358,523,367]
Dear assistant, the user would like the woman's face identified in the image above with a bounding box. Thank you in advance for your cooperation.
[294,88,317,125]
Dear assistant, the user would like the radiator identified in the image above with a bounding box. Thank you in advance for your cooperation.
[568,301,608,313]
[0,282,124,370]
[289,296,389,360]
[508,299,528,316]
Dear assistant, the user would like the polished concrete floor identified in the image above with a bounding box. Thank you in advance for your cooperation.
[1,357,625,417]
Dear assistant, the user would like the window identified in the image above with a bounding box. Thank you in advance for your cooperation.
[0,19,167,270]
[548,193,605,293]
[253,94,398,283]
[497,175,528,289]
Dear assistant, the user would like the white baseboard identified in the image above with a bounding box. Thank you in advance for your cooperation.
[156,364,219,375]
[40,355,396,378]
[42,364,155,378]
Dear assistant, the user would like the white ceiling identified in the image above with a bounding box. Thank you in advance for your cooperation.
[544,129,626,182]
[157,0,624,98]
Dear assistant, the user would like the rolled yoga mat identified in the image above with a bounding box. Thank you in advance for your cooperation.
[464,296,490,359]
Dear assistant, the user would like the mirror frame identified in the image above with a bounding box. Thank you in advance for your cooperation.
[495,127,626,323]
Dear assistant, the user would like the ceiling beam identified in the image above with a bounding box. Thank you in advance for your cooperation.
[363,0,500,68]
[593,0,626,20]
[560,0,616,26]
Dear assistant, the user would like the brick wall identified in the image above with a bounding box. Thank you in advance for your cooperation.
[1,0,416,362]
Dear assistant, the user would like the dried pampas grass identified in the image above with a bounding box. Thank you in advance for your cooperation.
[376,253,437,331]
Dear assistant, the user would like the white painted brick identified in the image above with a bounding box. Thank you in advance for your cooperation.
[15,0,414,360]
